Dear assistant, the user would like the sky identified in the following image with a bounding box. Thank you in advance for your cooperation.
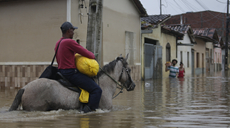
[140,0,228,16]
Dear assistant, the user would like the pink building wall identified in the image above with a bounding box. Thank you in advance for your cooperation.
[214,48,222,64]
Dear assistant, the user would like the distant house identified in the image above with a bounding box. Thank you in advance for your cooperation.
[193,28,219,74]
[141,15,184,79]
[162,24,196,76]
[0,0,147,88]
[164,11,228,42]
[214,37,223,71]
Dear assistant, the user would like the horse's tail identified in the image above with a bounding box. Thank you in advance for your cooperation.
[9,88,25,111]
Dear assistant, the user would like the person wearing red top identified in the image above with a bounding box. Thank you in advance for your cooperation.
[56,22,102,113]
[178,62,185,78]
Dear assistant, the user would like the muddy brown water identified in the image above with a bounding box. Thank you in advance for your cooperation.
[1,71,230,128]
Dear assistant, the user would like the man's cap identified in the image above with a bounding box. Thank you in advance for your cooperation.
[60,21,78,31]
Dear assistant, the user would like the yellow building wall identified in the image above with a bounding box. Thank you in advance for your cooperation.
[141,25,178,79]
[193,38,206,69]
[0,0,141,66]
[102,0,141,64]
[0,0,66,62]
[161,33,177,78]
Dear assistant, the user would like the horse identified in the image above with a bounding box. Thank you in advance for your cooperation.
[9,54,136,111]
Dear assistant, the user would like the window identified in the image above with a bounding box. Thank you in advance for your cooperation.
[187,52,189,67]
[180,51,183,63]
[166,43,171,62]
[197,52,199,67]
[202,53,204,68]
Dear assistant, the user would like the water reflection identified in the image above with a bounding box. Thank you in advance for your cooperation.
[143,72,230,127]
[1,72,230,127]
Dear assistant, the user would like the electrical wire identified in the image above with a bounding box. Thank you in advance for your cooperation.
[180,0,195,12]
[166,1,182,14]
[216,0,227,4]
[184,0,199,11]
[173,0,186,12]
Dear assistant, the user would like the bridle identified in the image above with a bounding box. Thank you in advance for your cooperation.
[98,60,132,99]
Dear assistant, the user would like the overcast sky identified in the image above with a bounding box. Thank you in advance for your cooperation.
[140,0,228,15]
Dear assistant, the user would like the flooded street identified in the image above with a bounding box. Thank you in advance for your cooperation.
[1,71,230,127]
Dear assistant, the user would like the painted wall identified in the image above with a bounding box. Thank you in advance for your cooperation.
[177,34,192,77]
[102,0,141,65]
[0,0,143,87]
[206,42,214,72]
[141,24,178,79]
[0,0,141,66]
[193,38,206,74]
[161,33,177,78]
[0,0,66,63]
[214,47,222,71]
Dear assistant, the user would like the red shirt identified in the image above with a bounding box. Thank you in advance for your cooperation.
[178,69,184,78]
[55,37,95,69]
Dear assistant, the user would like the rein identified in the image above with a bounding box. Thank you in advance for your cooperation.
[98,67,124,99]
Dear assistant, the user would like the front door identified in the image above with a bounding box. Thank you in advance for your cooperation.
[144,43,162,79]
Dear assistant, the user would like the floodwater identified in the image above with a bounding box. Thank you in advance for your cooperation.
[1,71,230,128]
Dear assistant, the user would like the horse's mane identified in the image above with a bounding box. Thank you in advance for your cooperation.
[97,57,127,78]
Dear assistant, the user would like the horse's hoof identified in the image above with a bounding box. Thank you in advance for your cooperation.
[82,105,91,113]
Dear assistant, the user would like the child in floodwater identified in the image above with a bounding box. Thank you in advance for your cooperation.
[178,62,185,78]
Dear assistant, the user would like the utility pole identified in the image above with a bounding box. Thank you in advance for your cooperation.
[225,0,229,71]
[86,0,103,66]
[160,0,162,15]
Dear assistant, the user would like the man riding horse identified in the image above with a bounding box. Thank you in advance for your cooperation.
[56,21,102,113]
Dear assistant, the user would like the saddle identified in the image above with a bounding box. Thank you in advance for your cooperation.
[56,72,81,93]
[56,72,92,113]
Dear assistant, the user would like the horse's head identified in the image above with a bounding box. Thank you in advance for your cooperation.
[116,54,136,91]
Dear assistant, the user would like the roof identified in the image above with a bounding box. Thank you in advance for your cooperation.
[172,10,225,16]
[218,36,224,47]
[141,15,170,24]
[163,24,191,34]
[163,24,196,43]
[193,28,219,43]
[161,26,184,38]
[141,15,171,29]
[131,0,148,17]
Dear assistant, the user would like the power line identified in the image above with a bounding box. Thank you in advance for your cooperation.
[216,0,227,4]
[166,1,181,14]
[195,0,209,10]
[184,0,200,11]
[173,0,186,12]
[180,0,195,11]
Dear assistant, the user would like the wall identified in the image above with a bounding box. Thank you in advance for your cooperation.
[177,34,192,77]
[193,38,206,74]
[102,0,141,64]
[214,47,222,71]
[206,42,214,72]
[0,0,66,62]
[141,25,178,79]
[0,0,142,88]
[161,33,177,78]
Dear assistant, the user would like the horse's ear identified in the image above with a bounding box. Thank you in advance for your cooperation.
[125,53,129,61]
[116,54,123,60]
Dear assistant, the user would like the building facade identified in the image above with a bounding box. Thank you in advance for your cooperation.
[0,0,147,88]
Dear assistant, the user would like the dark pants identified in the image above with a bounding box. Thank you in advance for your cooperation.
[59,69,102,110]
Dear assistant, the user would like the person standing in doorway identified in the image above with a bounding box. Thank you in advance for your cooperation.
[165,59,179,78]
